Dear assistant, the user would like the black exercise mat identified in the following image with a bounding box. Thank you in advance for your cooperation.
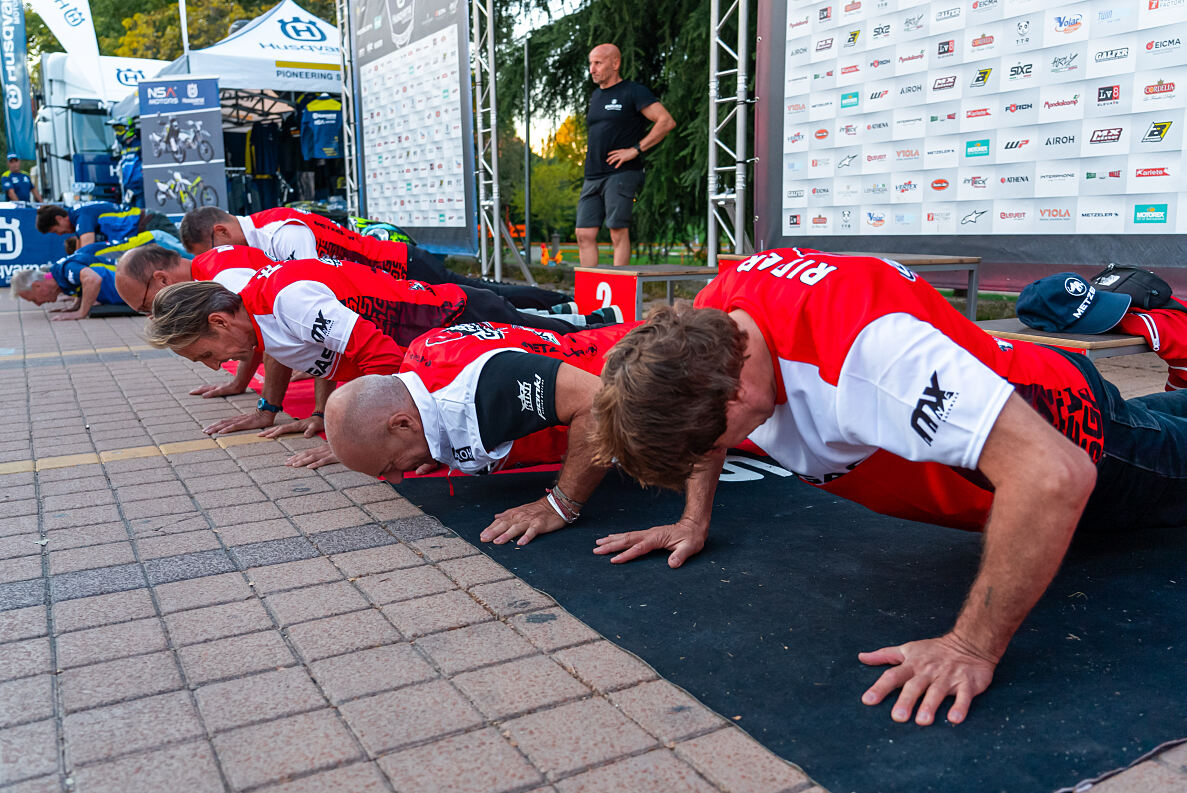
[395,456,1187,793]
[88,304,140,318]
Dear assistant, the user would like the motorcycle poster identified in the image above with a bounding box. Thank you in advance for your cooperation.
[137,76,226,214]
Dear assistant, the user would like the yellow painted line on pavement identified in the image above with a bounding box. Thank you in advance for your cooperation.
[0,345,155,362]
[0,434,275,475]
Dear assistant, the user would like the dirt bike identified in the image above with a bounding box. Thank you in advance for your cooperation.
[149,118,215,164]
[153,171,218,211]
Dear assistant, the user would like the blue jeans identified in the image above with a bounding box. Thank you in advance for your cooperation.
[1056,348,1187,531]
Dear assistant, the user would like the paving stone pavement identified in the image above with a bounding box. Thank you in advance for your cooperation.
[1,298,1184,793]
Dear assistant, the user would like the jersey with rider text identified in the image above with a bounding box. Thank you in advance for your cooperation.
[242,208,412,278]
[397,322,637,474]
[69,202,141,241]
[695,249,1103,530]
[229,248,467,381]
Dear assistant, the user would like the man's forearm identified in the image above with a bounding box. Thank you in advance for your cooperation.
[313,378,336,412]
[678,448,727,528]
[553,407,610,505]
[76,273,101,317]
[260,354,294,407]
[229,349,265,391]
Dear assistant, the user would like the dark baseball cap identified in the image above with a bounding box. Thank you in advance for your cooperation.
[1017,272,1131,334]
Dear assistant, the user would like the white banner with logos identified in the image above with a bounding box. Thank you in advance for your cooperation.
[778,0,1187,237]
[28,0,103,94]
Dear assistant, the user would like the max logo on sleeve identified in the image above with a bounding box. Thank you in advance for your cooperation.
[310,310,334,343]
[911,371,959,445]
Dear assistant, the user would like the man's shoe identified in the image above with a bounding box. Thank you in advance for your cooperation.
[585,305,624,325]
[549,300,580,315]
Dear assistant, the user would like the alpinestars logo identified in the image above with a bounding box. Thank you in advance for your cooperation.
[911,372,959,446]
[961,209,987,224]
[1142,121,1172,142]
[838,154,858,167]
[310,311,334,343]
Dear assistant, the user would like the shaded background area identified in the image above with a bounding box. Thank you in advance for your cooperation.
[397,456,1187,793]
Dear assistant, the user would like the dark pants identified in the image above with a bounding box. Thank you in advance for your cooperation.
[406,247,571,311]
[1058,349,1187,531]
[457,287,583,334]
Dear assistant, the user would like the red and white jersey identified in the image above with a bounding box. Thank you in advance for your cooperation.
[191,246,256,293]
[397,322,637,474]
[696,248,1103,530]
[241,208,411,278]
[226,247,467,381]
[1115,298,1187,390]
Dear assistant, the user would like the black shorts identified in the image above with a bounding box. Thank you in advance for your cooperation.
[575,170,645,230]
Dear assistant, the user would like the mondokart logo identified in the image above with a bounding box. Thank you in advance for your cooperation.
[1145,80,1175,95]
[933,75,957,90]
[1135,204,1168,223]
[898,51,924,64]
[965,139,989,156]
[931,178,949,190]
[1054,13,1082,33]
[1136,167,1170,177]
[1142,121,1172,142]
[1090,128,1123,143]
[1043,95,1080,109]
[1095,47,1128,62]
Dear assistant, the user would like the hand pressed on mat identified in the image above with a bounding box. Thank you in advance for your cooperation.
[260,414,325,439]
[203,410,276,435]
[190,381,248,398]
[593,517,707,568]
[286,444,337,469]
[480,497,567,546]
[858,632,996,726]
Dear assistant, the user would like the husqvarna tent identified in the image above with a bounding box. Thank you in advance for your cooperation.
[110,0,341,118]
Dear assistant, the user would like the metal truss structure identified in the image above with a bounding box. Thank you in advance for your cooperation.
[708,0,754,265]
[335,0,361,216]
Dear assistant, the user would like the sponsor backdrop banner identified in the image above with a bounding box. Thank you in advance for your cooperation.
[28,0,103,95]
[352,0,478,255]
[0,0,35,160]
[138,76,226,215]
[756,0,1186,272]
[0,207,68,286]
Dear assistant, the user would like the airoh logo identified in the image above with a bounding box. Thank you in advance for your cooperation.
[1046,135,1076,145]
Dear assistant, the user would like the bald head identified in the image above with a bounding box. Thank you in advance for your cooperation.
[588,43,622,88]
[325,375,430,481]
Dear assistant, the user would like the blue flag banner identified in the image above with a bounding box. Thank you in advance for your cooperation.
[0,0,35,160]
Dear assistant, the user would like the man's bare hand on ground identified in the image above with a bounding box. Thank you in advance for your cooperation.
[190,382,248,398]
[258,415,324,439]
[858,632,997,726]
[50,311,88,321]
[480,498,567,546]
[593,517,708,568]
[203,411,276,435]
[285,444,337,469]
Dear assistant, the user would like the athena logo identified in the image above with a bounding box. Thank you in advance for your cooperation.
[1064,278,1088,297]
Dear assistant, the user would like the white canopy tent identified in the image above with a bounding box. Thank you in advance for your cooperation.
[110,0,342,119]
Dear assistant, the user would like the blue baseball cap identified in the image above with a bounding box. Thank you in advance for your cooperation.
[1017,272,1131,334]
[5,154,17,160]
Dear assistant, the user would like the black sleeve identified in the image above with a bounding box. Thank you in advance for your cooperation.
[474,351,563,451]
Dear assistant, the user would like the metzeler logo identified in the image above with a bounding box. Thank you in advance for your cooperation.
[972,34,994,47]
[966,108,991,118]
[965,139,989,156]
[1097,85,1121,103]
[1003,139,1029,149]
[1142,121,1172,142]
[841,92,860,107]
[1000,175,1029,183]
[1135,204,1168,223]
[1043,95,1080,109]
[815,129,829,139]
[970,68,991,87]
[933,75,957,89]
[910,372,959,446]
[1146,38,1181,51]
[816,38,834,51]
[927,146,956,156]
[1136,167,1170,177]
[1005,103,1032,113]
[1046,135,1076,145]
[931,178,949,190]
[936,7,960,21]
[1040,208,1071,219]
[1054,13,1082,33]
[1009,63,1032,79]
[1090,128,1123,143]
[938,40,955,56]
[1095,47,1128,62]
[1145,80,1175,95]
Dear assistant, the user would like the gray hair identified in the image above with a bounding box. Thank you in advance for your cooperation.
[10,266,50,298]
[145,280,242,351]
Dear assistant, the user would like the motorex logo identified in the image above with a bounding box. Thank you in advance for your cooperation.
[0,217,23,261]
[279,16,326,41]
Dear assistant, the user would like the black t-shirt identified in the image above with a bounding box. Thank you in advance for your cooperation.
[474,351,563,452]
[584,80,658,178]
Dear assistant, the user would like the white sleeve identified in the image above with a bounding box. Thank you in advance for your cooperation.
[211,268,255,294]
[268,223,319,261]
[834,313,1014,470]
[271,280,360,356]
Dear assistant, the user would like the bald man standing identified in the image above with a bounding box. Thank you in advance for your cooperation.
[576,43,675,269]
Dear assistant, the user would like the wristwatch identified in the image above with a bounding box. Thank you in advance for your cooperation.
[633,143,643,155]
[256,397,283,414]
